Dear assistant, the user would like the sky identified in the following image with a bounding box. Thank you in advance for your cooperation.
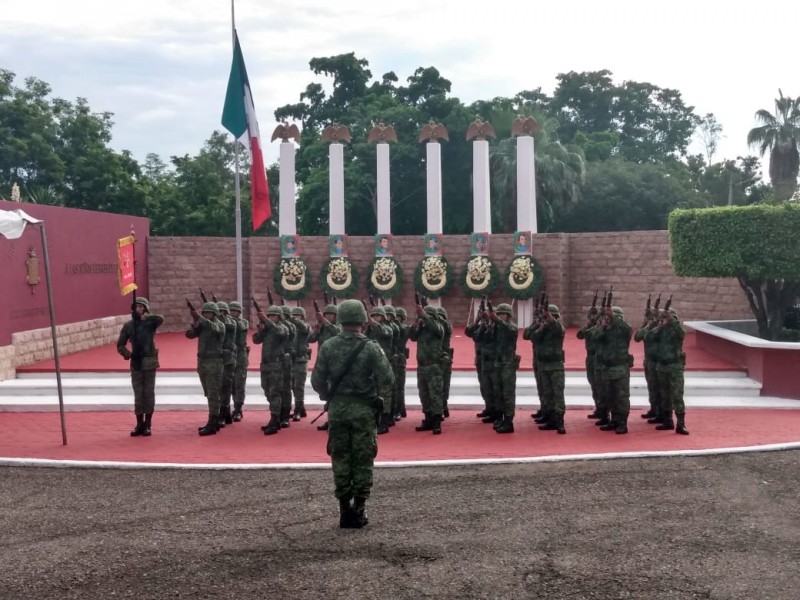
[2,0,798,170]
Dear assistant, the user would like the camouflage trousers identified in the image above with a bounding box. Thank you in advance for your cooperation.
[585,357,599,410]
[643,360,660,412]
[391,359,406,415]
[327,397,379,501]
[480,359,497,413]
[597,367,631,423]
[220,362,235,414]
[232,356,248,409]
[417,363,444,417]
[476,355,490,411]
[292,361,308,412]
[533,361,544,404]
[130,369,156,415]
[281,356,293,421]
[197,358,224,416]
[656,366,685,414]
[260,360,284,417]
[491,362,517,419]
[442,352,453,404]
[539,368,565,415]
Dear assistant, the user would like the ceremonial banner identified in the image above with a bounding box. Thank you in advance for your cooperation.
[117,235,137,296]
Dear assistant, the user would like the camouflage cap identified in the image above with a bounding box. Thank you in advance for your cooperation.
[323,304,338,315]
[612,306,624,317]
[266,305,283,316]
[383,305,396,316]
[338,299,368,325]
[201,302,219,315]
[669,308,678,318]
[495,303,513,315]
[396,307,407,319]
[291,306,306,318]
[424,305,438,316]
[133,297,150,312]
[436,306,448,318]
[280,305,292,317]
[547,304,560,315]
[228,301,243,312]
[216,301,229,312]
[369,306,386,317]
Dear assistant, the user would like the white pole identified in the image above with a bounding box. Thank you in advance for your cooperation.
[516,134,537,327]
[376,143,391,233]
[472,140,491,233]
[231,0,243,304]
[279,142,297,235]
[329,143,345,234]
[426,142,443,233]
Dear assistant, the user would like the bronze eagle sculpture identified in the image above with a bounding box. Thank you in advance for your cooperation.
[465,118,496,141]
[270,122,301,143]
[418,121,449,143]
[367,122,398,144]
[511,115,541,137]
[321,123,352,143]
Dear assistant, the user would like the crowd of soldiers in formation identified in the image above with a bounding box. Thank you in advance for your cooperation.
[118,287,689,438]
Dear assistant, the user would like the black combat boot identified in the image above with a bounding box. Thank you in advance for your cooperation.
[130,414,145,437]
[496,417,514,434]
[599,419,617,431]
[377,414,390,435]
[416,412,433,432]
[222,404,233,425]
[292,407,301,422]
[232,406,243,422]
[142,413,153,437]
[556,413,566,435]
[539,415,558,431]
[198,413,218,436]
[614,415,628,434]
[595,416,610,427]
[493,415,504,430]
[299,406,307,418]
[263,415,281,436]
[641,408,656,419]
[675,413,689,435]
[531,409,543,419]
[587,411,601,419]
[648,409,665,424]
[534,410,551,424]
[387,414,396,427]
[477,408,491,418]
[339,498,355,529]
[432,414,442,435]
[443,405,450,419]
[216,410,226,429]
[317,421,329,431]
[482,411,498,424]
[656,411,675,431]
[351,497,369,528]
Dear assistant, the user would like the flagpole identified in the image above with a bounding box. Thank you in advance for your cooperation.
[232,0,243,305]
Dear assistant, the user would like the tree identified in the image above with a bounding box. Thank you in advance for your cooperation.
[746,89,800,202]
[696,113,723,164]
[670,205,800,340]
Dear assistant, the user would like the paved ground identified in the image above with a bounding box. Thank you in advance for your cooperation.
[1,451,798,599]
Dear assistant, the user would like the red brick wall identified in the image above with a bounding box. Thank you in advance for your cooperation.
[148,231,751,329]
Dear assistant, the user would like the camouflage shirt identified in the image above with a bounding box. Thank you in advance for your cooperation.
[252,318,288,364]
[186,315,225,359]
[311,330,394,401]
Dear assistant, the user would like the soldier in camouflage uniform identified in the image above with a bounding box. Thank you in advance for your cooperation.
[648,307,690,435]
[592,306,633,434]
[465,308,492,419]
[253,305,289,435]
[382,305,403,420]
[290,306,312,421]
[279,306,296,428]
[409,304,445,434]
[475,307,501,425]
[577,306,602,420]
[634,305,661,422]
[117,297,164,437]
[486,303,519,433]
[309,303,342,431]
[529,305,567,434]
[186,301,226,436]
[392,307,411,419]
[216,301,238,427]
[366,305,395,433]
[435,306,454,418]
[311,300,394,529]
[228,301,249,422]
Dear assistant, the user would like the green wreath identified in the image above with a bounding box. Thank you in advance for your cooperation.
[459,255,500,298]
[366,256,404,298]
[272,257,312,301]
[319,256,359,298]
[414,255,454,299]
[502,255,545,300]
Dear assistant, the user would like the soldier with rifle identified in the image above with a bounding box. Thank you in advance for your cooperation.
[185,299,225,436]
[528,296,567,435]
[634,293,661,422]
[228,300,249,422]
[392,306,411,419]
[523,289,548,422]
[409,291,445,434]
[466,297,493,420]
[252,299,289,435]
[364,298,395,434]
[215,300,239,428]
[278,299,297,428]
[577,290,602,420]
[474,297,502,426]
[434,306,454,418]
[289,304,312,421]
[308,296,341,430]
[485,301,519,433]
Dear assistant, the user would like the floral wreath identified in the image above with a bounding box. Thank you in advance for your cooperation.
[413,255,454,298]
[367,257,403,298]
[459,255,500,298]
[273,257,312,300]
[319,256,359,298]
[502,255,544,300]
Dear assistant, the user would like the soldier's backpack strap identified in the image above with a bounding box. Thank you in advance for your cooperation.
[326,339,369,400]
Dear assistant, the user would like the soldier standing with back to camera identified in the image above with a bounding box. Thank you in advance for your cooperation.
[117,297,164,437]
[311,300,394,529]
[253,305,289,435]
[228,301,249,422]
[290,306,312,421]
[186,301,225,436]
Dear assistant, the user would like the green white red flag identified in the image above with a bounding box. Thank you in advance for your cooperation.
[221,30,271,230]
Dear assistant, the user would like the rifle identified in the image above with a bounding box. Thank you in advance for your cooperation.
[313,299,321,315]
[421,295,429,307]
[333,296,338,306]
[211,292,218,303]
[479,296,486,316]
[199,287,209,303]
[323,290,330,305]
[664,294,673,311]
[607,285,614,307]
[601,290,608,309]
[267,287,274,306]
[280,294,286,306]
[186,298,197,311]
[414,290,422,307]
[646,294,652,312]
[654,293,662,311]
[591,290,598,310]
[380,297,386,307]
[252,297,262,313]
[368,294,376,308]
[486,298,494,313]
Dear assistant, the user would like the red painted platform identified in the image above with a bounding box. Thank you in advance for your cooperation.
[18,328,741,374]
[2,409,797,465]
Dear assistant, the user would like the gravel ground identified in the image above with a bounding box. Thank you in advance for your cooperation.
[1,451,799,599]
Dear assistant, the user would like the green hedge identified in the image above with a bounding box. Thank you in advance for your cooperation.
[669,204,800,279]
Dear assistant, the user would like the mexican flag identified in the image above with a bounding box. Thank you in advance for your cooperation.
[221,30,271,231]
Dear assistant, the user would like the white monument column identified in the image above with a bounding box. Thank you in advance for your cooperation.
[515,127,538,327]
[376,142,391,233]
[472,139,492,233]
[426,142,443,233]
[279,142,297,236]
[329,142,345,234]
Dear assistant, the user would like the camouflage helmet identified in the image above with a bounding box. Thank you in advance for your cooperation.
[383,305,396,317]
[370,306,386,318]
[436,306,448,319]
[424,305,438,316]
[323,304,338,315]
[132,297,150,312]
[216,301,229,313]
[495,303,513,316]
[228,301,243,312]
[337,299,368,325]
[201,302,219,315]
[266,305,283,316]
[291,306,306,318]
[547,304,560,315]
[396,307,407,319]
[668,308,679,318]
[280,305,292,317]
[612,306,624,317]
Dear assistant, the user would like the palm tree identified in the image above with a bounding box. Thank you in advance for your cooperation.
[747,90,800,202]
